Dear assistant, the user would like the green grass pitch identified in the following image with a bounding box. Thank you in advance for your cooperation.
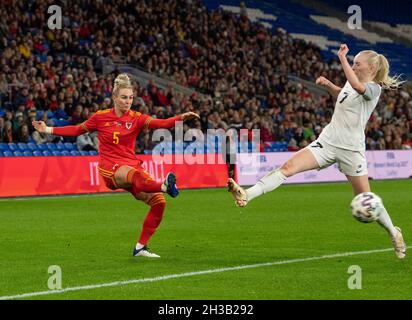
[0,179,411,300]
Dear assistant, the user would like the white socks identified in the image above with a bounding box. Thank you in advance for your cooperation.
[246,169,287,202]
[377,206,397,237]
[135,243,145,250]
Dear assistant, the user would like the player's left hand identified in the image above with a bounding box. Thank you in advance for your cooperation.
[182,112,200,121]
[338,44,349,58]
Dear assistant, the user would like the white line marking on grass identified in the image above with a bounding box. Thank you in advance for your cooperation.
[1,246,409,300]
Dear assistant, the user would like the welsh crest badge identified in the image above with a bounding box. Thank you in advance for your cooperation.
[125,122,132,130]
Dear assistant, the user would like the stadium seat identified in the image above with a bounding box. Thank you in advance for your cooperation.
[70,150,80,156]
[55,143,66,151]
[0,151,3,157]
[46,143,57,151]
[8,143,18,151]
[64,142,75,151]
[3,151,14,157]
[42,150,52,156]
[33,150,43,156]
[0,143,9,152]
[89,150,98,156]
[52,151,62,156]
[37,144,49,151]
[23,151,33,157]
[17,143,28,151]
[61,151,70,156]
[27,142,38,151]
[80,151,90,156]
[13,151,23,157]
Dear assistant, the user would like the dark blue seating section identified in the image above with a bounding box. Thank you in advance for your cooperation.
[0,143,99,157]
[203,0,412,79]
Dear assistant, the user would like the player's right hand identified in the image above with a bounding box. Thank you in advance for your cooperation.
[315,76,330,87]
[182,112,200,121]
[32,120,47,133]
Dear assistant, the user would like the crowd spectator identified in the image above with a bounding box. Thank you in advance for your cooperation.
[0,0,410,152]
[77,132,98,152]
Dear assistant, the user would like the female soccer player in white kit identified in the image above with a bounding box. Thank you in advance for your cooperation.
[228,44,406,259]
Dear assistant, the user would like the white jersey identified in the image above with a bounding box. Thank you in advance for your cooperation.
[319,81,381,151]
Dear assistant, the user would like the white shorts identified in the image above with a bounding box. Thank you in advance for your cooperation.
[306,139,368,177]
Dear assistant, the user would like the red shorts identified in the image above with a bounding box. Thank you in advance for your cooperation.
[98,159,150,190]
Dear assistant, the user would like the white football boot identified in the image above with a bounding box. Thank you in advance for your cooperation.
[391,227,406,259]
[227,178,248,207]
[133,246,160,258]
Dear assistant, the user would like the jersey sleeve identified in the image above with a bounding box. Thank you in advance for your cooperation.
[136,114,183,131]
[52,125,87,136]
[362,82,381,101]
[82,112,99,132]
[136,114,153,131]
[147,115,183,129]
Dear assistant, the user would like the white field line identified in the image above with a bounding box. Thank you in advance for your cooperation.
[1,246,409,300]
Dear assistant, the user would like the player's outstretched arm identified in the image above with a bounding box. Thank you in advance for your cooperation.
[32,121,87,136]
[315,76,342,101]
[147,112,200,129]
[338,44,366,94]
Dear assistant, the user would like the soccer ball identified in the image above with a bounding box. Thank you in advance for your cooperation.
[350,192,383,223]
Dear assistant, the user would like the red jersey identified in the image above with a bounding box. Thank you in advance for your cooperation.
[82,108,150,167]
[52,108,182,171]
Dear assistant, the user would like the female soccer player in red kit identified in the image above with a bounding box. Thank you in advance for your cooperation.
[33,74,200,258]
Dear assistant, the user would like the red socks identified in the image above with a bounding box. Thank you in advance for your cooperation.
[127,169,163,194]
[138,194,166,245]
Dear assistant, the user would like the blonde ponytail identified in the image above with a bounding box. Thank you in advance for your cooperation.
[113,73,133,96]
[360,50,404,90]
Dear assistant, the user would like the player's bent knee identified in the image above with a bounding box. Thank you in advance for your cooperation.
[114,165,134,187]
[280,161,294,177]
[147,193,166,208]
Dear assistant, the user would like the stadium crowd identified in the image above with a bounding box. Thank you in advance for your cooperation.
[0,0,411,152]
